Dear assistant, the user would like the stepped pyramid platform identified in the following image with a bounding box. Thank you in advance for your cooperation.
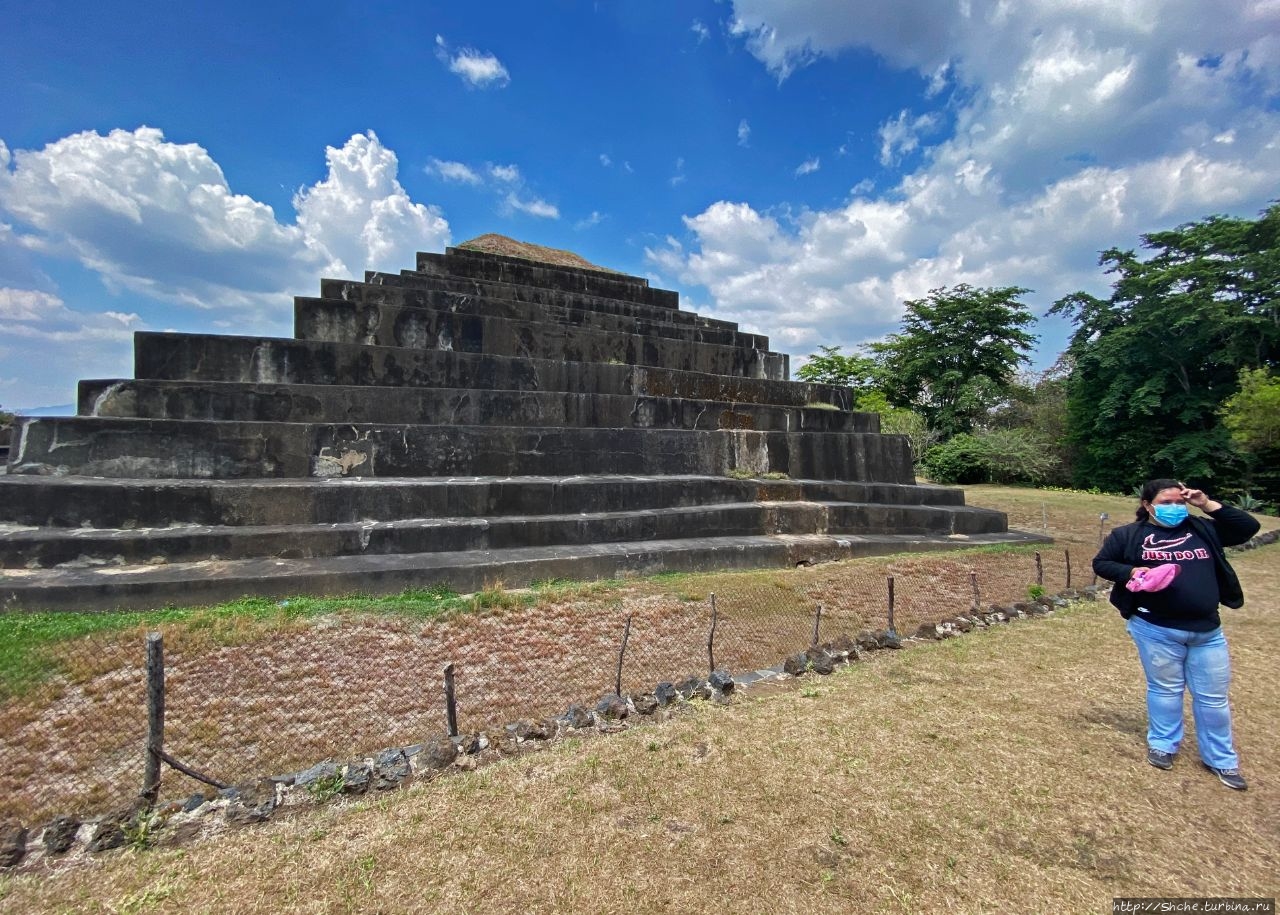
[0,238,1043,611]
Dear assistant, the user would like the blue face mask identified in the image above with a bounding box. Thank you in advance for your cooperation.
[1152,503,1189,526]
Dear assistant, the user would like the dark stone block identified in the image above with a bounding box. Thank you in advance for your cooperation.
[225,778,278,824]
[560,704,594,729]
[417,736,457,771]
[654,682,678,706]
[87,818,128,853]
[708,669,735,693]
[342,762,372,793]
[0,243,1034,612]
[41,815,80,854]
[0,820,27,868]
[631,693,659,715]
[595,693,629,720]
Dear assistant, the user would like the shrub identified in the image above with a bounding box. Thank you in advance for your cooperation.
[924,429,1061,486]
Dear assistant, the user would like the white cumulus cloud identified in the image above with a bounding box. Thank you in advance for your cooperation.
[738,119,751,147]
[649,0,1280,368]
[427,158,483,185]
[504,192,560,220]
[0,128,452,407]
[435,35,511,88]
[489,163,521,183]
[794,156,820,176]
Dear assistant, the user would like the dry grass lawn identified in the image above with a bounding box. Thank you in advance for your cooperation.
[4,497,1277,914]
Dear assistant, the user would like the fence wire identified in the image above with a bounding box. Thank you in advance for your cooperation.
[1,546,1085,826]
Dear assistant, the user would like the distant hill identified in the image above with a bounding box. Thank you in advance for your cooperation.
[10,403,74,417]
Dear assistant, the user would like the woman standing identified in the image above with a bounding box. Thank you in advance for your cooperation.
[1092,479,1260,790]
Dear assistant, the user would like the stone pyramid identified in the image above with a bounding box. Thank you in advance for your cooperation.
[0,238,1038,611]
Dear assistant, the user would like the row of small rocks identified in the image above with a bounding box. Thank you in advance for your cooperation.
[780,587,1100,677]
[1,586,1104,870]
[0,671,739,869]
[1233,528,1279,551]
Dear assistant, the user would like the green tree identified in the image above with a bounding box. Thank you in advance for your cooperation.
[1221,367,1280,451]
[795,345,882,398]
[870,285,1038,438]
[1221,367,1280,500]
[1050,204,1280,495]
[984,360,1073,485]
[854,390,937,465]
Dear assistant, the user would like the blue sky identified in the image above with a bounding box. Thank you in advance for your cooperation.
[2,0,1278,410]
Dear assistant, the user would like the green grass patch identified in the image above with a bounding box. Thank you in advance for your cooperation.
[0,586,472,700]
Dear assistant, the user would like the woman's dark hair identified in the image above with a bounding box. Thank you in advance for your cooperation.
[1136,478,1183,521]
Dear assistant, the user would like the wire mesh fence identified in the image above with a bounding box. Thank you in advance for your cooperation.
[1,545,1086,828]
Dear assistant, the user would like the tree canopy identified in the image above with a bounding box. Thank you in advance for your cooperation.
[795,345,881,396]
[870,284,1037,438]
[1050,203,1280,494]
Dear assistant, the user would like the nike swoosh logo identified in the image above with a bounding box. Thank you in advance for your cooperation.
[1142,533,1193,550]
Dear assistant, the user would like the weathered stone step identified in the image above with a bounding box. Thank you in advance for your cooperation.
[131,333,846,408]
[1,500,1006,569]
[0,474,968,529]
[0,530,1050,613]
[341,273,737,333]
[415,251,678,309]
[293,296,787,379]
[7,417,913,481]
[78,379,874,434]
[299,290,766,351]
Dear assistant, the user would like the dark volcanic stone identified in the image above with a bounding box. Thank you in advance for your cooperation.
[783,652,809,676]
[374,749,412,789]
[708,669,735,693]
[803,647,835,675]
[418,736,458,771]
[631,693,659,715]
[676,676,711,700]
[595,693,629,720]
[561,704,594,729]
[342,762,372,793]
[42,815,80,854]
[0,820,27,867]
[87,819,127,853]
[654,682,678,707]
[226,778,278,825]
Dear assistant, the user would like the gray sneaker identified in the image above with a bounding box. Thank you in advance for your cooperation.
[1147,748,1174,770]
[1203,764,1248,791]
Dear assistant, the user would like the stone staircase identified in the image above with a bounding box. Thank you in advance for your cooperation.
[0,244,1041,611]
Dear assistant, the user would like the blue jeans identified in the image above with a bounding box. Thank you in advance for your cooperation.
[1126,616,1238,769]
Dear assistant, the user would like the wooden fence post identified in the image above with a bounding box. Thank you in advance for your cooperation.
[1034,551,1044,587]
[887,576,896,635]
[811,604,823,647]
[969,571,980,613]
[443,663,459,738]
[142,632,165,804]
[615,613,633,696]
[707,593,718,675]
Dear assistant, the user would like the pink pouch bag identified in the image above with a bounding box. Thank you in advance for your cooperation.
[1125,562,1181,593]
